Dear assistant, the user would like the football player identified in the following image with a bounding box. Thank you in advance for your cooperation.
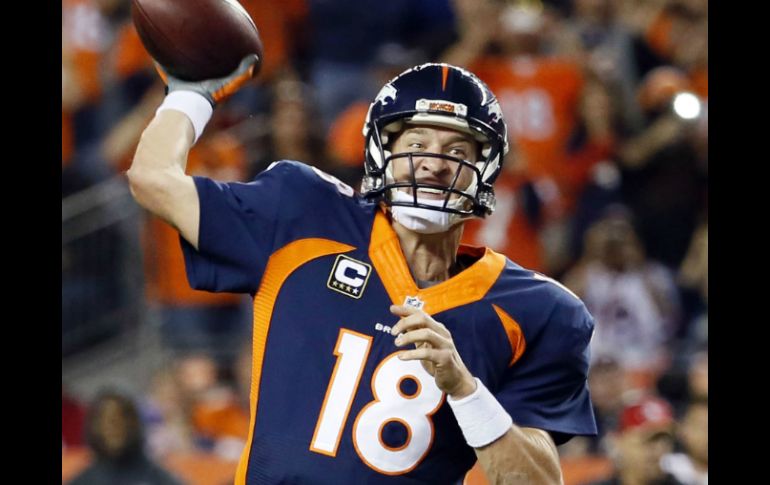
[129,57,597,484]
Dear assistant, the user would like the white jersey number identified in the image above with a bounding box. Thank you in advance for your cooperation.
[310,329,444,475]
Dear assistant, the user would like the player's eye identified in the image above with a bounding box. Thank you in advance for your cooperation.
[448,147,467,157]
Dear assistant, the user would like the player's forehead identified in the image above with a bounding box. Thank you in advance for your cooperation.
[396,125,476,145]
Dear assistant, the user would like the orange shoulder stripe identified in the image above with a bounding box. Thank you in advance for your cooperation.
[491,304,526,367]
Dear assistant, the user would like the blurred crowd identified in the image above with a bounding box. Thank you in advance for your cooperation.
[62,0,707,483]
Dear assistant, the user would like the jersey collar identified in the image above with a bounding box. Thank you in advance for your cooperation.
[368,211,506,314]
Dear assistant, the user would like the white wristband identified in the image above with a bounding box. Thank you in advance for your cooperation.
[156,91,213,144]
[447,378,513,448]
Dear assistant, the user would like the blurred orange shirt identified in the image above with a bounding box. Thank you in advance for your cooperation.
[644,11,707,99]
[144,132,247,306]
[645,11,674,61]
[240,0,308,81]
[690,67,708,98]
[63,0,108,102]
[471,57,584,184]
[461,172,544,272]
[192,398,250,441]
[327,101,368,167]
[113,21,154,80]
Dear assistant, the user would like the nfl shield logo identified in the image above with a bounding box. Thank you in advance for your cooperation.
[403,296,425,310]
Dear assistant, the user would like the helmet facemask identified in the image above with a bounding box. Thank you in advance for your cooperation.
[363,115,502,222]
[361,63,509,229]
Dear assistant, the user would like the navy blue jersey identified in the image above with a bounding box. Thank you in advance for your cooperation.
[181,161,597,484]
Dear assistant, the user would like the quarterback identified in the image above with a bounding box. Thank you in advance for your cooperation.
[128,57,596,484]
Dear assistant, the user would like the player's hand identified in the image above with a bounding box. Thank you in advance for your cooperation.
[154,54,259,107]
[390,304,477,399]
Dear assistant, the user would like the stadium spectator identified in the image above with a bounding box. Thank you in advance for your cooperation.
[141,368,198,458]
[189,345,252,461]
[585,395,685,485]
[676,221,707,350]
[586,357,630,454]
[67,390,184,485]
[661,398,708,485]
[617,66,707,268]
[560,0,646,133]
[563,205,681,381]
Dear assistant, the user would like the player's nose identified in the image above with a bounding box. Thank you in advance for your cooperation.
[414,146,451,176]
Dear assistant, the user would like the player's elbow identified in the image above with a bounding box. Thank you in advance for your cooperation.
[126,160,175,215]
[481,428,563,485]
[489,458,562,485]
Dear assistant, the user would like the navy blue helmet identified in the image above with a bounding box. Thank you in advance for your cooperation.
[362,63,509,218]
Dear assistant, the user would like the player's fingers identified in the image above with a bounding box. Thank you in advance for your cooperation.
[390,310,430,336]
[395,328,452,350]
[390,306,451,338]
[389,304,422,318]
[397,347,443,364]
[429,319,451,338]
[396,315,451,339]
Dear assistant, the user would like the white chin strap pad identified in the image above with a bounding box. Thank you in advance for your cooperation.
[390,191,463,234]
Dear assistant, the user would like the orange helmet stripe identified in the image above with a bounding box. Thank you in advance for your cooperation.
[441,65,449,91]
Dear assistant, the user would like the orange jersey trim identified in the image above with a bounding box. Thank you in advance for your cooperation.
[491,304,527,367]
[368,212,507,315]
[235,238,355,484]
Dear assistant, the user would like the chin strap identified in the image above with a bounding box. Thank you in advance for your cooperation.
[389,191,465,234]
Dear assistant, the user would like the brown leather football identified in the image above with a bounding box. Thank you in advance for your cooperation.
[131,0,263,81]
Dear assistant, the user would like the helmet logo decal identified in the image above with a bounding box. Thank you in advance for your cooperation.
[415,99,468,117]
[374,84,398,107]
[486,100,504,124]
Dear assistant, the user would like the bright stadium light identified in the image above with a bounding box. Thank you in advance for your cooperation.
[672,92,702,120]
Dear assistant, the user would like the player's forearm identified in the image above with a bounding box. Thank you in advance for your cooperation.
[446,377,563,484]
[129,110,195,177]
[127,110,194,209]
[127,110,200,248]
[475,426,563,485]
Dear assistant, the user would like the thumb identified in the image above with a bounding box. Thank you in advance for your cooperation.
[210,54,259,104]
[235,53,260,78]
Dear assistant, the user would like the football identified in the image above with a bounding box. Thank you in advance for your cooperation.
[131,0,263,81]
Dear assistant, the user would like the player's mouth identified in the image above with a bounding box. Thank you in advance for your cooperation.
[417,187,448,200]
[401,187,447,200]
